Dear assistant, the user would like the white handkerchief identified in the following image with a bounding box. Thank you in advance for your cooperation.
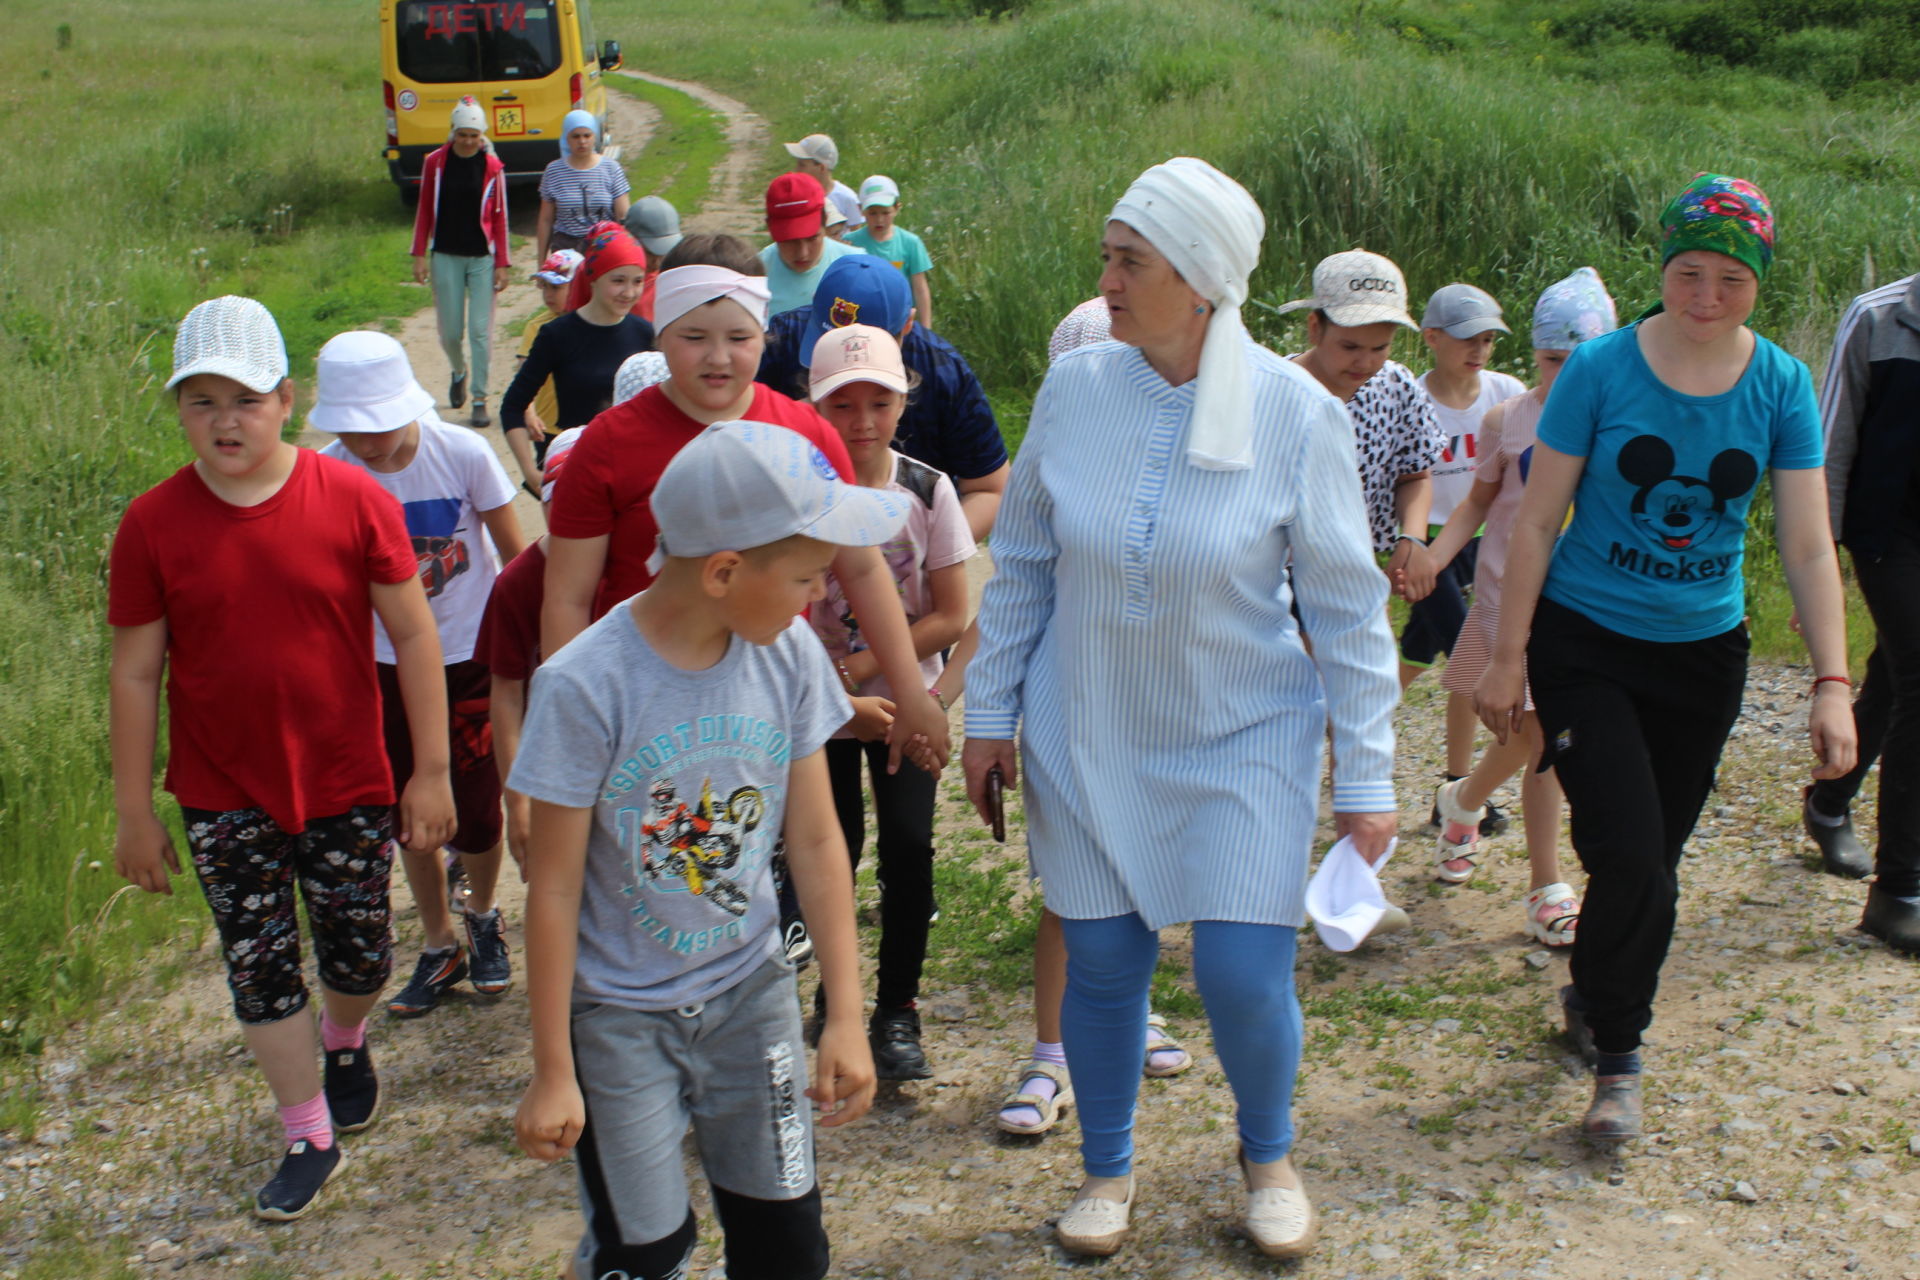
[1305,836,1399,953]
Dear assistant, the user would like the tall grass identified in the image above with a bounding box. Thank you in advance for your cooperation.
[601,0,1913,664]
[0,1,428,1058]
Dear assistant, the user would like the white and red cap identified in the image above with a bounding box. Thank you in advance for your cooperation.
[531,249,584,285]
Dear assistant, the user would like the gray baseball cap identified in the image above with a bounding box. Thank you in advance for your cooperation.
[647,421,910,572]
[624,196,684,257]
[1421,283,1510,338]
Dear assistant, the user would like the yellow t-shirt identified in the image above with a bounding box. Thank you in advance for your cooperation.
[519,307,558,430]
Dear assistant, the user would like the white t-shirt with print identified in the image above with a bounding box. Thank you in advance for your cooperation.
[1419,369,1527,526]
[321,414,517,664]
[809,450,975,715]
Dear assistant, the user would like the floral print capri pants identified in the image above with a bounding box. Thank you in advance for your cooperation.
[180,805,396,1025]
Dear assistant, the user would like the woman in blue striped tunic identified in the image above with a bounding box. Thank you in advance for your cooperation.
[962,159,1399,1260]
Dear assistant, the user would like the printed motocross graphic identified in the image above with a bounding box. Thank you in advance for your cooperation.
[402,497,470,599]
[636,776,767,917]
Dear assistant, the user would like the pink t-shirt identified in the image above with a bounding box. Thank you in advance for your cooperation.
[1471,390,1544,612]
[809,450,975,721]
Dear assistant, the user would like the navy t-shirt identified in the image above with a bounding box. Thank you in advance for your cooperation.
[757,311,1009,483]
[500,312,654,433]
[1538,323,1822,642]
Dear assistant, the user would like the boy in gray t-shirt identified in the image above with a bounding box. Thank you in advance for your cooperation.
[511,421,911,1280]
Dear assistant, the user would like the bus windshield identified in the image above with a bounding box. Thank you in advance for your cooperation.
[396,2,562,83]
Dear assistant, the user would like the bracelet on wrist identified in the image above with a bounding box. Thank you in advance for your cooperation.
[928,687,950,712]
[835,660,859,696]
[1812,674,1852,694]
[1395,533,1428,548]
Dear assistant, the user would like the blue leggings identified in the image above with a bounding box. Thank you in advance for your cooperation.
[1059,915,1301,1177]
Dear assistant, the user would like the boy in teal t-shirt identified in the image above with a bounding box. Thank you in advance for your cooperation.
[846,174,934,331]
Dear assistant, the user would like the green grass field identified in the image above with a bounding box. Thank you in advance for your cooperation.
[1,0,1915,1077]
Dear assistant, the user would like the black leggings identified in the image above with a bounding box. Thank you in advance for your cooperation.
[825,738,936,1009]
[1528,598,1747,1054]
[1810,545,1920,894]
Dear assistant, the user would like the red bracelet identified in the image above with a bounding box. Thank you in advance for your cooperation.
[1813,675,1852,692]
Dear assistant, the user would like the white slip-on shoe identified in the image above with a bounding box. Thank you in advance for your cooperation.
[1055,1175,1133,1257]
[1242,1153,1319,1259]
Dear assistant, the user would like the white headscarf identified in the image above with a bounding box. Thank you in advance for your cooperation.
[652,266,772,335]
[448,96,494,155]
[1107,157,1265,471]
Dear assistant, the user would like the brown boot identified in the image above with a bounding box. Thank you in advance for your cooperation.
[1581,1073,1642,1145]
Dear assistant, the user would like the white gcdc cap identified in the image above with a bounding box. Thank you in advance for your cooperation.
[784,134,840,169]
[168,295,289,392]
[307,331,436,434]
[1277,250,1417,329]
[648,421,910,573]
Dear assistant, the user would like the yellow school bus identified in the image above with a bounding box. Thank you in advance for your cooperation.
[378,0,622,201]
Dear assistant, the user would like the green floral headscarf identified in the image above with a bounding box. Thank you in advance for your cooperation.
[1659,173,1774,281]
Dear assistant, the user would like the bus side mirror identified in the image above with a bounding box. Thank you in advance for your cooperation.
[601,40,622,71]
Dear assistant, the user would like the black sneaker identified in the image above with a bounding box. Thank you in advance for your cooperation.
[253,1140,344,1221]
[1479,801,1511,838]
[782,916,814,969]
[869,1006,932,1081]
[465,908,512,995]
[324,1043,381,1134]
[387,946,468,1018]
[449,372,467,409]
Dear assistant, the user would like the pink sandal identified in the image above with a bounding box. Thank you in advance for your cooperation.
[1525,883,1579,946]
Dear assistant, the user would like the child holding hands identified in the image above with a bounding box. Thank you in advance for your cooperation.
[109,298,455,1220]
[1425,269,1619,942]
[513,421,897,1280]
[806,326,975,1078]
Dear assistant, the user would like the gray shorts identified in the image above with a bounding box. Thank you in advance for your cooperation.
[570,955,815,1260]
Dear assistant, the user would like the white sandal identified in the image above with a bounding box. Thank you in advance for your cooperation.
[1433,779,1486,884]
[996,1059,1073,1135]
[1525,882,1579,946]
[1241,1152,1319,1258]
[1056,1176,1133,1256]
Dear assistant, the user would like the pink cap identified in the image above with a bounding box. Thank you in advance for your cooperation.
[808,324,909,401]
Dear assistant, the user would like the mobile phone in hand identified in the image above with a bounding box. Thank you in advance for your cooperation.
[987,765,1006,843]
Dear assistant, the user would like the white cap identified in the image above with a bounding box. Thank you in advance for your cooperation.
[823,203,847,230]
[1277,250,1417,329]
[167,296,288,392]
[784,134,839,168]
[614,351,669,405]
[858,174,900,209]
[307,331,436,434]
[648,420,910,572]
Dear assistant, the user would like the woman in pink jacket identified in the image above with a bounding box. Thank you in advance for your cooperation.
[409,97,510,427]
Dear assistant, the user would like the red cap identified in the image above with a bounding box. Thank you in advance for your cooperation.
[765,172,826,242]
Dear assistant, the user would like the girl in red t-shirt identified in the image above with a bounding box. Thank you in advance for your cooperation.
[542,262,953,776]
[107,298,456,1222]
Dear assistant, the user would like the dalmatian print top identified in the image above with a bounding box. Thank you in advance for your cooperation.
[1318,359,1447,553]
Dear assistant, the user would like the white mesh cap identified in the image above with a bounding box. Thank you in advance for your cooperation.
[613,351,669,406]
[647,420,909,572]
[167,296,289,392]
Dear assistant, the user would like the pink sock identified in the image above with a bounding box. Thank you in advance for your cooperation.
[279,1092,334,1150]
[320,1012,366,1052]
